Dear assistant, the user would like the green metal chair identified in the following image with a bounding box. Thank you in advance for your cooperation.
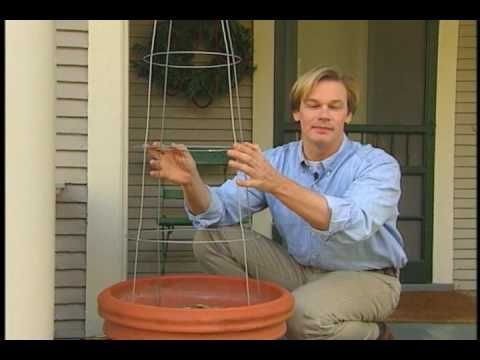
[156,147,229,274]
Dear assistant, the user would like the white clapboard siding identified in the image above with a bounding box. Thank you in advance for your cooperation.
[454,208,476,219]
[56,118,88,134]
[454,239,476,250]
[57,184,87,202]
[55,304,85,321]
[129,118,252,131]
[129,93,253,108]
[54,20,89,339]
[455,144,476,156]
[130,82,252,97]
[54,321,85,339]
[453,21,477,291]
[55,270,86,287]
[56,236,86,252]
[129,129,252,141]
[56,134,88,151]
[56,66,88,83]
[56,253,86,269]
[57,48,88,66]
[55,287,86,304]
[56,220,87,235]
[57,83,88,100]
[128,238,197,250]
[128,20,253,278]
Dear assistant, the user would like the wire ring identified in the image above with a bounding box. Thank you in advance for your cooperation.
[127,227,258,244]
[128,238,255,245]
[143,51,242,69]
[134,144,231,152]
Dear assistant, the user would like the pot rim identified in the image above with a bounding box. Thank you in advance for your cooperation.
[98,274,294,324]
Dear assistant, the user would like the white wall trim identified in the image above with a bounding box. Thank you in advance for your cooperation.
[252,20,275,239]
[432,20,459,284]
[6,20,56,340]
[86,20,129,337]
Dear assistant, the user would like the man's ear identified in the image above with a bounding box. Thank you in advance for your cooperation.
[292,111,300,122]
[345,112,353,124]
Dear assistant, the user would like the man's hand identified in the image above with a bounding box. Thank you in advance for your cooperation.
[227,142,286,193]
[147,143,199,185]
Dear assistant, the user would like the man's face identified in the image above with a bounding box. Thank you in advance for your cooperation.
[293,80,352,152]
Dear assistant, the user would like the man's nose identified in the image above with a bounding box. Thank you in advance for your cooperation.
[316,105,331,116]
[317,106,331,119]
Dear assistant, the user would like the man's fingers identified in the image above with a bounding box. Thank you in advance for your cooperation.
[149,170,163,178]
[232,142,257,156]
[242,142,261,152]
[230,143,263,167]
[147,148,162,160]
[171,143,188,151]
[228,160,254,176]
[149,159,160,170]
[227,149,255,167]
[238,142,262,155]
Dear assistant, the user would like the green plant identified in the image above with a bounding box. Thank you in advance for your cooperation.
[131,20,255,108]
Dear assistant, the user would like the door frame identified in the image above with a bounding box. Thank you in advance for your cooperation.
[273,20,458,284]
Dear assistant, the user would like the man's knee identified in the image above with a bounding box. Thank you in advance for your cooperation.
[192,230,212,261]
[286,304,339,340]
[286,285,341,340]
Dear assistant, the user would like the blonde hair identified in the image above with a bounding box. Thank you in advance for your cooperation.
[290,65,359,115]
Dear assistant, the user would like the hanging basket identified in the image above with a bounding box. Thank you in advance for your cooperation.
[131,20,255,108]
[97,274,294,340]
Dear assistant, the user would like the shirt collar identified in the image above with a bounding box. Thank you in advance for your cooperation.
[297,134,350,172]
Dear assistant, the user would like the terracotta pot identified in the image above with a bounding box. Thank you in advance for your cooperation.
[98,274,294,340]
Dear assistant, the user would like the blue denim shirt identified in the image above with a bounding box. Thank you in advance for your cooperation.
[186,134,408,271]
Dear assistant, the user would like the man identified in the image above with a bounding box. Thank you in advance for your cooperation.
[148,65,407,340]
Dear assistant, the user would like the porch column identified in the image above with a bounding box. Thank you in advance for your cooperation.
[6,20,56,339]
[252,20,275,238]
[86,20,129,338]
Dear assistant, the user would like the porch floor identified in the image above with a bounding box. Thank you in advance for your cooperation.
[387,322,476,340]
[85,323,477,340]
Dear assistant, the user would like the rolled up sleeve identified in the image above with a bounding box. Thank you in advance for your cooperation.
[311,155,401,244]
[185,173,267,228]
[185,187,225,228]
[311,195,353,237]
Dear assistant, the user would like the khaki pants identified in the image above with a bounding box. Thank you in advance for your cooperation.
[192,226,401,340]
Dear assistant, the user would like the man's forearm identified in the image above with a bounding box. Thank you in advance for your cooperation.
[270,176,331,231]
[182,173,210,215]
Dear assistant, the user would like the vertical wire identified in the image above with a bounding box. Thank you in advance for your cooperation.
[221,20,250,305]
[225,22,252,229]
[225,20,258,293]
[225,20,244,143]
[156,21,173,277]
[133,19,159,297]
[221,21,237,145]
[157,171,162,277]
[160,21,173,146]
[134,20,254,304]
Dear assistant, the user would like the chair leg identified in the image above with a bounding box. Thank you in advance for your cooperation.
[158,226,166,275]
[160,226,172,275]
